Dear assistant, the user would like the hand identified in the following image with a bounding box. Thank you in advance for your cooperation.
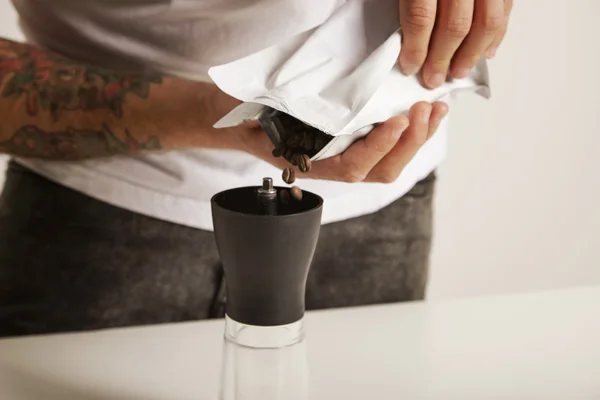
[237,101,448,183]
[398,0,513,88]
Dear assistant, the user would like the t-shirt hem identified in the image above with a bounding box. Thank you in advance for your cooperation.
[14,144,445,232]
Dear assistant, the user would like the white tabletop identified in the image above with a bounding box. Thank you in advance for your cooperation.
[1,286,599,399]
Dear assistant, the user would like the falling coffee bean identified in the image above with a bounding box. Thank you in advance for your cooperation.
[280,189,290,204]
[282,168,296,184]
[298,154,311,173]
[290,186,303,201]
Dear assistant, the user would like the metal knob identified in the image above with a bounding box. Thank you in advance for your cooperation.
[257,177,276,198]
[256,177,277,215]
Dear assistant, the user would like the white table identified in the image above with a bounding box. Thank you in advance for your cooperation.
[1,286,599,399]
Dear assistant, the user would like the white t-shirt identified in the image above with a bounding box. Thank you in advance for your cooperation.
[11,0,448,231]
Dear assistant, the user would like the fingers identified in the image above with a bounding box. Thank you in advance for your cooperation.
[311,116,409,182]
[398,0,437,75]
[401,0,511,86]
[450,0,505,78]
[486,0,513,58]
[365,102,447,183]
[365,102,431,182]
[421,0,474,88]
[244,103,447,185]
[427,101,449,139]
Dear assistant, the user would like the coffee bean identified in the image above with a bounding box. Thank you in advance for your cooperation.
[284,148,294,161]
[264,109,334,158]
[303,135,314,151]
[297,154,306,172]
[279,189,290,204]
[290,186,303,201]
[282,168,296,184]
[286,134,302,148]
[298,154,311,173]
[305,154,312,171]
[272,147,282,158]
[314,136,326,153]
[298,131,307,147]
[291,152,303,166]
[297,156,305,172]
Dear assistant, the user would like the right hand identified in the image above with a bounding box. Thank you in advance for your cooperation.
[236,101,448,184]
[397,0,512,88]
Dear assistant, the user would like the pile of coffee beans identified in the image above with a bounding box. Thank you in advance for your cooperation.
[270,113,333,203]
[271,112,332,167]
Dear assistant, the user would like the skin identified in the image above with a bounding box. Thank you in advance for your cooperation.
[0,38,245,159]
[0,2,515,181]
[0,38,448,184]
[242,102,448,183]
[398,0,513,87]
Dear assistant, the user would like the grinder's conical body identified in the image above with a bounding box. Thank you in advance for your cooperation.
[211,180,323,326]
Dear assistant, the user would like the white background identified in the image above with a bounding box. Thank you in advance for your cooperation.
[1,0,599,300]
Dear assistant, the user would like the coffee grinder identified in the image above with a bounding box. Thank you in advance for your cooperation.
[211,177,323,399]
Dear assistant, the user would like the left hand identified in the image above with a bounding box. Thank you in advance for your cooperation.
[238,101,448,184]
[398,0,513,88]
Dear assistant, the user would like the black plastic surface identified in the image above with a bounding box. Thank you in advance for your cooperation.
[211,186,323,326]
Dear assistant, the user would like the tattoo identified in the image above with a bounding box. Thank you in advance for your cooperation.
[0,125,161,160]
[0,40,162,119]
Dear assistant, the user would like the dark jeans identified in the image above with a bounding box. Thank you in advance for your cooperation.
[0,160,435,337]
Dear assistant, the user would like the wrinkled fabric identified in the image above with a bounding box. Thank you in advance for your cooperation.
[11,0,449,230]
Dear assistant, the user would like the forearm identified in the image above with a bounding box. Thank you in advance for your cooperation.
[0,38,241,160]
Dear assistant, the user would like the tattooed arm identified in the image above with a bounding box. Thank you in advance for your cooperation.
[0,38,244,160]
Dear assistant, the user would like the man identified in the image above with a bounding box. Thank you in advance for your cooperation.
[0,0,511,337]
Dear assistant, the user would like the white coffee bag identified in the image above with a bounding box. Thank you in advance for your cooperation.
[210,0,490,161]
